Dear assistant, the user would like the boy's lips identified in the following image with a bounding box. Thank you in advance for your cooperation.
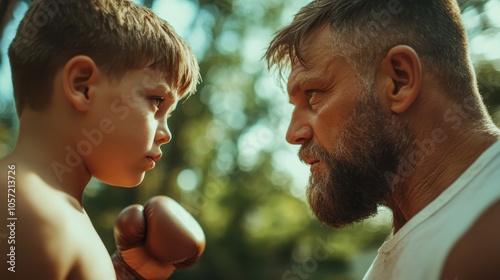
[148,153,162,162]
[146,153,162,168]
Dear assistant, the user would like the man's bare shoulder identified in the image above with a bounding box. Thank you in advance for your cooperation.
[441,199,500,280]
[0,162,115,279]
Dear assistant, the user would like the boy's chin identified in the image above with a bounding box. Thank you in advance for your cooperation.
[98,174,145,188]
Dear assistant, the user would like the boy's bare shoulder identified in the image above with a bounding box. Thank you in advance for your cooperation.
[0,162,115,279]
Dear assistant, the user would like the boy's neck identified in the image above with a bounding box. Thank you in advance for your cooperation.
[11,109,91,208]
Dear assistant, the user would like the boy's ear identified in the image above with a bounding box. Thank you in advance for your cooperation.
[62,56,99,112]
[379,45,422,114]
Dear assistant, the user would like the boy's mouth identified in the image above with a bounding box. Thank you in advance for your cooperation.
[146,156,156,168]
[147,153,163,162]
[146,153,162,169]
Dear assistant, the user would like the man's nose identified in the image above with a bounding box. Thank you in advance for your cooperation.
[285,110,312,145]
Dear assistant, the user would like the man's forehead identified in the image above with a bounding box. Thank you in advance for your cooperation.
[287,63,317,96]
[287,53,339,94]
[296,25,335,61]
[287,65,306,90]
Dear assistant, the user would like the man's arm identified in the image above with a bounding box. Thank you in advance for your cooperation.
[441,200,500,279]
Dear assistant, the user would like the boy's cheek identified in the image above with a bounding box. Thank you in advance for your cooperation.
[111,99,130,121]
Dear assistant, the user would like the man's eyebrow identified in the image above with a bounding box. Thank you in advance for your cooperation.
[287,80,300,106]
[287,75,305,97]
[288,82,299,98]
[287,74,321,97]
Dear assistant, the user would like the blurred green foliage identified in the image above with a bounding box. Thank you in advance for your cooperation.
[0,0,499,279]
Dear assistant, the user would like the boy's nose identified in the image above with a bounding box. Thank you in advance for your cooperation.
[155,123,172,146]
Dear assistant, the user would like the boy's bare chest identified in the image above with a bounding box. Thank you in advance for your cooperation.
[69,225,116,280]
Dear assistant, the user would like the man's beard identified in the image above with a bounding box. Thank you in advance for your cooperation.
[300,90,413,228]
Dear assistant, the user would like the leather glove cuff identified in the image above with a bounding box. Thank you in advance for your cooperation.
[112,251,145,280]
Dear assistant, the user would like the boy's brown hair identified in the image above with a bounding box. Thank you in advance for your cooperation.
[9,0,199,116]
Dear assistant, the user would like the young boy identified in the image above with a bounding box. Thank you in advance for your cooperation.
[0,0,205,279]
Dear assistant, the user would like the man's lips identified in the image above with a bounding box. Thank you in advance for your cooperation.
[300,157,321,171]
[309,160,320,165]
[310,160,321,171]
[301,157,320,166]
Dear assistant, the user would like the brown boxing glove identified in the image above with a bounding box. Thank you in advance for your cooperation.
[111,196,206,280]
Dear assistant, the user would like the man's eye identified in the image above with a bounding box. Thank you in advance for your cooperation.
[305,90,318,99]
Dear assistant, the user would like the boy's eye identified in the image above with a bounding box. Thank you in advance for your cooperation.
[150,97,164,107]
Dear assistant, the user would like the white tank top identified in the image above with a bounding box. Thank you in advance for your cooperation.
[363,141,500,280]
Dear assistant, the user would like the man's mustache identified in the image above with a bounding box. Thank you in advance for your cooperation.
[298,141,328,165]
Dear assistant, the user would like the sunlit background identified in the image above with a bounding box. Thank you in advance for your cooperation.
[0,0,499,279]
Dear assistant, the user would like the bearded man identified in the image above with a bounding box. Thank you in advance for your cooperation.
[265,1,500,279]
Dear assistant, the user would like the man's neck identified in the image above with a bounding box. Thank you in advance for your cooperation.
[387,128,500,233]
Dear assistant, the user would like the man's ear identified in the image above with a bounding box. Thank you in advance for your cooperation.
[380,45,422,114]
[62,56,99,112]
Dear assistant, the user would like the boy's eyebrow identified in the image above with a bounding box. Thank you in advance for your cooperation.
[143,69,176,96]
[148,82,176,98]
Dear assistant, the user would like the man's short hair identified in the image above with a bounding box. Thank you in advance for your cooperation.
[266,0,475,99]
[9,0,199,116]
